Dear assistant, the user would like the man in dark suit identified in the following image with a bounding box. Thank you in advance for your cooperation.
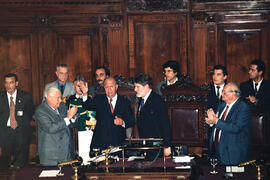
[88,66,110,97]
[35,86,78,166]
[206,82,251,165]
[43,64,75,100]
[0,73,34,169]
[134,73,171,159]
[81,77,134,151]
[206,65,227,153]
[207,65,227,112]
[155,60,180,96]
[240,59,270,110]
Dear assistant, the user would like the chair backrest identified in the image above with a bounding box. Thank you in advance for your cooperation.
[162,75,208,147]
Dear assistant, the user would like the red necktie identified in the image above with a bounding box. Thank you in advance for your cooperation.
[214,105,229,147]
[109,98,114,114]
[10,96,18,129]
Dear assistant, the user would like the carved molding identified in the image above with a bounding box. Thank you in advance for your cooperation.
[0,1,121,5]
[161,74,209,104]
[127,0,186,11]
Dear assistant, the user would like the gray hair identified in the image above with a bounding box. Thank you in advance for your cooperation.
[45,86,60,98]
[227,82,241,97]
[56,64,69,72]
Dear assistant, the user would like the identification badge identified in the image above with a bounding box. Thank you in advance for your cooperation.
[17,111,23,116]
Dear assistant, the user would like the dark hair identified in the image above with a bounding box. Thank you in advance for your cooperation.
[250,59,265,77]
[213,65,228,76]
[163,60,180,77]
[74,75,87,83]
[56,64,69,72]
[4,73,18,82]
[134,73,153,88]
[95,66,110,77]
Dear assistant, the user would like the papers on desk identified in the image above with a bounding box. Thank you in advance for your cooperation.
[226,166,245,173]
[127,156,145,162]
[173,156,194,163]
[39,170,60,177]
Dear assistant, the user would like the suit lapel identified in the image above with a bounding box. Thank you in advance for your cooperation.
[102,94,112,115]
[248,80,256,95]
[44,101,62,122]
[15,90,22,111]
[224,99,240,122]
[257,79,265,95]
[113,95,120,116]
[141,91,154,113]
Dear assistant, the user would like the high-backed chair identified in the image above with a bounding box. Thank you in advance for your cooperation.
[161,75,208,149]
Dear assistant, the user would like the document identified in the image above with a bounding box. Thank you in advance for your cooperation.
[39,170,60,177]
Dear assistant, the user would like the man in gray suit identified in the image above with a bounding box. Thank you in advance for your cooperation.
[42,64,75,100]
[35,86,78,166]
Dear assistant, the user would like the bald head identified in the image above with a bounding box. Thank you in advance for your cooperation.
[221,82,241,104]
[104,77,118,98]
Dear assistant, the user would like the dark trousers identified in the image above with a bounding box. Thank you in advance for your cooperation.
[1,127,30,167]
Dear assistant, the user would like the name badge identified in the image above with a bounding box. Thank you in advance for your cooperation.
[17,111,23,116]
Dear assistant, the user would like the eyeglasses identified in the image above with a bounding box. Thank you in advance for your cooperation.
[221,90,233,94]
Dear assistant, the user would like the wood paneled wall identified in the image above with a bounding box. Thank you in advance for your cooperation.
[0,0,269,104]
[0,0,269,158]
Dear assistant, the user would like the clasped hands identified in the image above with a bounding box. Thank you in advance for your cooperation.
[246,95,258,104]
[205,108,219,125]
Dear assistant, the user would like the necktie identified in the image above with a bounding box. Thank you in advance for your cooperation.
[60,85,64,95]
[10,96,18,129]
[254,83,258,95]
[109,98,114,114]
[214,105,229,147]
[139,99,144,111]
[216,86,220,99]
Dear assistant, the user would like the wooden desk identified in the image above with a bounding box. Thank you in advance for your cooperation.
[85,167,190,180]
[85,158,191,180]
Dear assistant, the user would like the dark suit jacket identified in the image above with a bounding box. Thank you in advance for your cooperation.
[83,94,134,150]
[35,102,74,166]
[0,89,34,146]
[209,99,251,165]
[240,79,270,108]
[136,91,171,146]
[207,84,224,112]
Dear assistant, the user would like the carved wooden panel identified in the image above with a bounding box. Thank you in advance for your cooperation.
[218,24,269,85]
[38,28,98,102]
[0,32,38,99]
[128,14,188,87]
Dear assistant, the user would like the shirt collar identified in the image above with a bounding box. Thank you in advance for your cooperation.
[253,78,263,87]
[142,89,152,103]
[7,89,17,100]
[214,83,225,89]
[107,93,118,102]
[167,77,178,86]
[75,94,82,99]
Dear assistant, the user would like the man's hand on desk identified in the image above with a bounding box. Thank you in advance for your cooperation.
[164,147,171,156]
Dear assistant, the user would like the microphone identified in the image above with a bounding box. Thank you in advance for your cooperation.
[58,159,82,167]
[238,159,256,166]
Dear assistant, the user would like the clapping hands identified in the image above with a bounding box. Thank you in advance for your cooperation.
[205,108,219,125]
